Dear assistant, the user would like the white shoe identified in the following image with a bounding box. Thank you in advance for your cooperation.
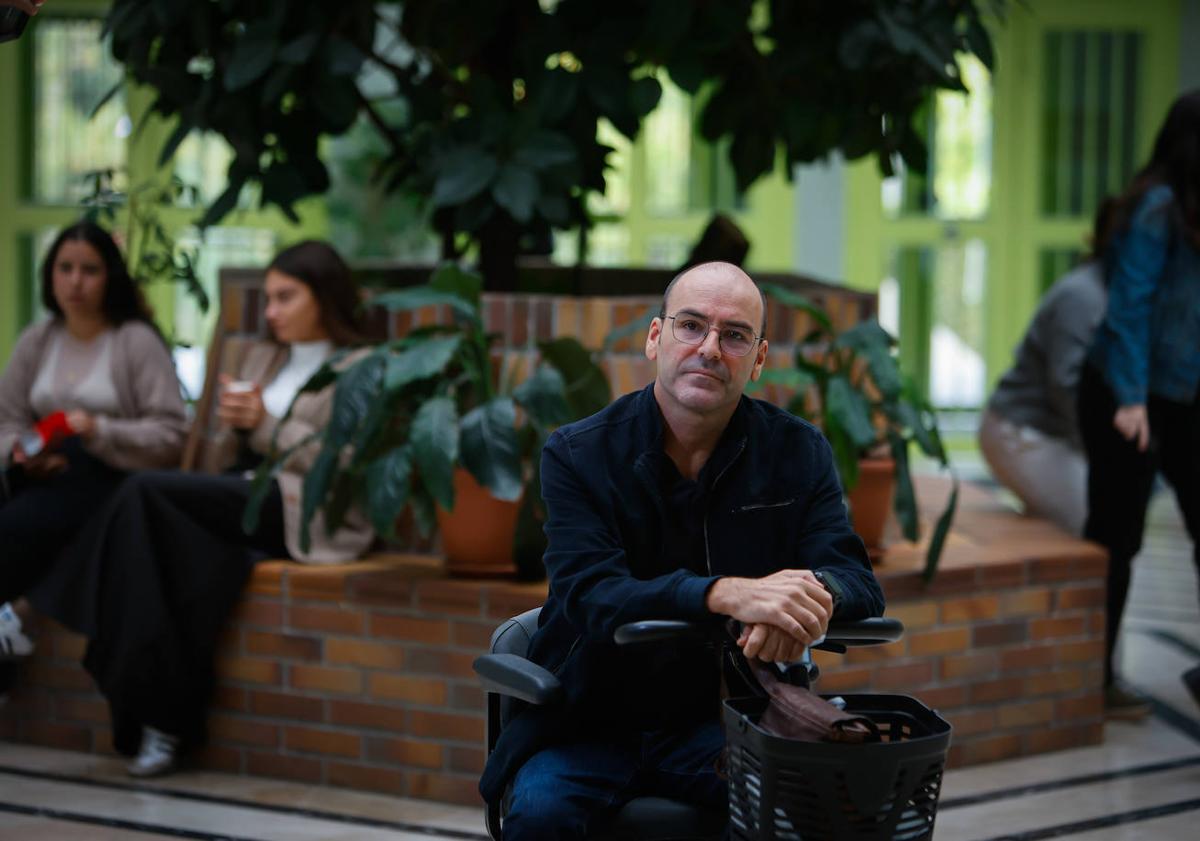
[0,602,33,659]
[127,726,179,778]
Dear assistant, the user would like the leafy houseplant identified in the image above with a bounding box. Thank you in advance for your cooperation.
[244,263,610,579]
[754,285,957,581]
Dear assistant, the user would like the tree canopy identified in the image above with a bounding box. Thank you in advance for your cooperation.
[105,0,1004,286]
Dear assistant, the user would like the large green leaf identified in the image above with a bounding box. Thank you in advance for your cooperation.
[493,164,539,223]
[326,352,386,448]
[887,430,919,542]
[459,397,523,502]
[371,285,479,323]
[429,263,484,310]
[411,396,459,510]
[834,320,902,399]
[760,283,833,332]
[224,24,277,91]
[924,474,958,582]
[629,76,662,117]
[432,146,498,207]
[384,335,462,392]
[825,375,877,452]
[299,446,338,554]
[513,130,577,171]
[513,365,571,428]
[365,444,412,537]
[537,337,611,420]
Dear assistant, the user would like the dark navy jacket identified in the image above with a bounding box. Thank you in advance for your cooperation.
[479,384,885,803]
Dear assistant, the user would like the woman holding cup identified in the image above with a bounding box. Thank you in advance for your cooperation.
[30,240,375,776]
[0,220,186,659]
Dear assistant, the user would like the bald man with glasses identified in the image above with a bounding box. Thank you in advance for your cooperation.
[481,262,885,840]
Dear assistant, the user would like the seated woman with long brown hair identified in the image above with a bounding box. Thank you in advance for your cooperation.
[30,240,376,777]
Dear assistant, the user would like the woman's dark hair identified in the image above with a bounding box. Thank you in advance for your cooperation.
[1095,89,1200,255]
[267,240,366,346]
[41,220,154,326]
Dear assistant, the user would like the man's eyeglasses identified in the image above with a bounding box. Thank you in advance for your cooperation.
[665,314,762,357]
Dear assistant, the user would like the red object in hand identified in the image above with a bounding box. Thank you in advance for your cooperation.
[18,411,76,457]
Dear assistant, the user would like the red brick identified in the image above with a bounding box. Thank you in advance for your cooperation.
[405,648,477,678]
[368,674,448,705]
[1056,693,1104,720]
[285,726,362,758]
[977,561,1027,589]
[231,598,284,627]
[52,633,88,660]
[996,699,1054,728]
[246,750,323,783]
[450,746,486,774]
[325,639,405,669]
[213,686,249,712]
[344,568,418,606]
[327,761,405,794]
[815,666,873,692]
[843,640,907,664]
[290,664,364,696]
[217,657,282,686]
[406,772,484,807]
[366,736,445,768]
[413,580,484,616]
[22,662,95,691]
[908,628,971,656]
[287,604,366,635]
[1030,616,1086,641]
[371,615,451,644]
[408,710,485,742]
[998,589,1052,617]
[914,685,968,711]
[1057,640,1105,664]
[251,690,325,722]
[247,563,285,596]
[972,621,1027,648]
[999,644,1057,673]
[450,682,485,712]
[209,715,280,748]
[1024,669,1084,696]
[945,708,997,737]
[969,678,1023,704]
[194,744,243,773]
[19,721,93,752]
[940,652,998,680]
[329,700,407,732]
[880,601,939,631]
[1056,586,1105,610]
[287,566,353,601]
[246,631,322,661]
[940,596,999,623]
[484,586,548,621]
[453,620,500,650]
[873,662,934,690]
[958,733,1022,764]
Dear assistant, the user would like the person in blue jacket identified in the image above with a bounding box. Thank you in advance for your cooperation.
[480,261,885,840]
[1078,89,1200,719]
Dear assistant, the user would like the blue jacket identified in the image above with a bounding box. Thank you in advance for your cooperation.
[478,384,885,803]
[1089,184,1200,405]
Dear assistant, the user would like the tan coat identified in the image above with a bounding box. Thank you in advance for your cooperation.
[208,341,374,565]
[0,318,188,470]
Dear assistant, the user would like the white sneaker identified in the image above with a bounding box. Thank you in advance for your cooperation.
[127,726,179,778]
[0,602,33,659]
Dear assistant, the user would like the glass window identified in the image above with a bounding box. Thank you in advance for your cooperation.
[882,55,993,221]
[31,17,128,204]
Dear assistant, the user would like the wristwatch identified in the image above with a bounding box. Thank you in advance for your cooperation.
[812,570,842,613]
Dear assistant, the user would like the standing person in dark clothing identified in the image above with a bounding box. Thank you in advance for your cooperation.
[30,240,375,777]
[1077,90,1200,719]
[480,261,885,840]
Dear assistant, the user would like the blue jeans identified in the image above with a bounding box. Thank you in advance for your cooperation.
[502,718,726,841]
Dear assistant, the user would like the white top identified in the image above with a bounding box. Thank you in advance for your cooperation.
[29,327,121,419]
[261,340,334,419]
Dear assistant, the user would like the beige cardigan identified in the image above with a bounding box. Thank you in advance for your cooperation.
[208,341,374,565]
[0,318,188,470]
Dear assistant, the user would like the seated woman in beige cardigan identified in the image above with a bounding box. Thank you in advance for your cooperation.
[0,220,187,658]
[29,240,375,777]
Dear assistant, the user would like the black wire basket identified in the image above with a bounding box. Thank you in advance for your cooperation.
[724,693,952,841]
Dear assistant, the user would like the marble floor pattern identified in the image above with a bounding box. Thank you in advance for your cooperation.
[1,494,1197,840]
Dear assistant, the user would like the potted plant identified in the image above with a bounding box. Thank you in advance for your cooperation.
[753,284,957,581]
[244,263,609,579]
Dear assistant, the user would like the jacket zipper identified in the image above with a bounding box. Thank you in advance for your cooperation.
[735,497,797,512]
[703,439,747,576]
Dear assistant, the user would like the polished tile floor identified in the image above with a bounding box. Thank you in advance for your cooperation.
[1,494,1197,840]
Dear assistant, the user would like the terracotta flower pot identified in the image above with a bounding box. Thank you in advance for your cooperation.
[846,457,895,559]
[436,468,522,577]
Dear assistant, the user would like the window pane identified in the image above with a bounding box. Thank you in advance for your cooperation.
[882,56,993,221]
[644,80,691,216]
[32,18,128,204]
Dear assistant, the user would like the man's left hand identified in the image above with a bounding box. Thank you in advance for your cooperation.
[738,623,811,662]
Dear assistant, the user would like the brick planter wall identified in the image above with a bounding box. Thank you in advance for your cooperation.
[1,483,1106,807]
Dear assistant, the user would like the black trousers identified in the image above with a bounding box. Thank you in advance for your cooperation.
[30,470,288,756]
[1078,364,1200,685]
[0,440,126,605]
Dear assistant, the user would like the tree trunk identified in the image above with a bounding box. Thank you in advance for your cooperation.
[478,214,520,292]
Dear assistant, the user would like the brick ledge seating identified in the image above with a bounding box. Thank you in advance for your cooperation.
[2,478,1108,807]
